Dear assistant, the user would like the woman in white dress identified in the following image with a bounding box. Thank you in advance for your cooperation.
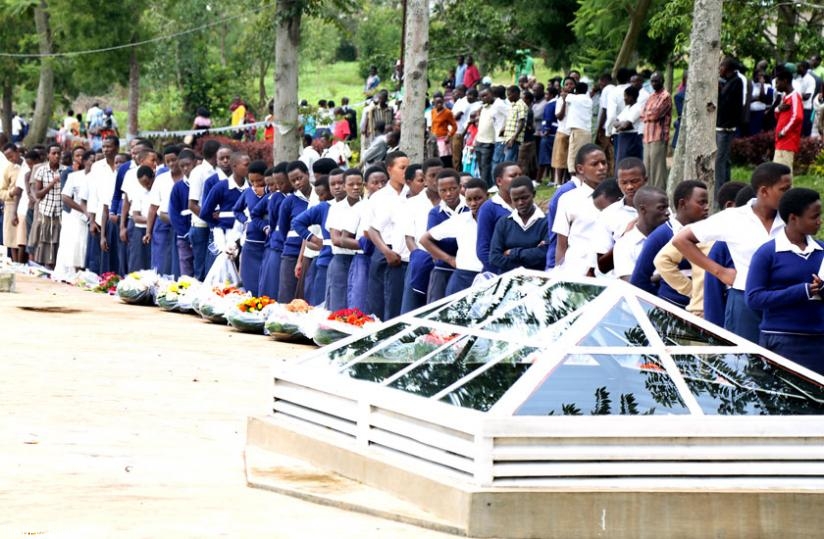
[53,150,93,281]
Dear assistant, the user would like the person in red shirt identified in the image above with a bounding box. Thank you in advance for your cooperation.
[463,56,481,90]
[773,68,803,175]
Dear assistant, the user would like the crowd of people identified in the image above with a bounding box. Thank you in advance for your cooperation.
[1,53,823,378]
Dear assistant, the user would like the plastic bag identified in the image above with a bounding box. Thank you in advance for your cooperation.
[203,252,241,289]
[264,300,325,341]
[116,270,160,305]
[226,301,274,334]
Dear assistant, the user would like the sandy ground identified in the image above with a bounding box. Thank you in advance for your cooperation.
[0,275,457,539]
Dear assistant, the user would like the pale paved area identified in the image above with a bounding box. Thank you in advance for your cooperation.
[0,275,458,539]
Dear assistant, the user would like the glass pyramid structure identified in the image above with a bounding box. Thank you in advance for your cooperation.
[299,270,824,417]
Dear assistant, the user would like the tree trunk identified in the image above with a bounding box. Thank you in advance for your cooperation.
[665,57,674,97]
[273,0,302,163]
[776,4,797,63]
[2,81,12,137]
[399,0,429,164]
[611,0,653,77]
[258,61,268,111]
[128,45,140,139]
[25,0,54,146]
[667,0,722,204]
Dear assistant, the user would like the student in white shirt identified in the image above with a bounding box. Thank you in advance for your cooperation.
[613,86,644,166]
[145,145,182,276]
[53,151,93,280]
[367,151,411,320]
[613,186,669,280]
[122,165,156,271]
[552,144,611,275]
[563,82,594,173]
[673,162,792,342]
[187,140,222,280]
[594,157,648,274]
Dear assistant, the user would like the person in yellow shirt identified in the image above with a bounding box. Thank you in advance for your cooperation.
[229,96,246,141]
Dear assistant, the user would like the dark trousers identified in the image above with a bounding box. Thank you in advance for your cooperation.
[278,254,299,303]
[126,219,151,271]
[190,226,210,281]
[308,262,328,306]
[803,109,813,138]
[760,332,824,376]
[724,288,762,343]
[384,261,408,320]
[476,142,495,188]
[85,228,101,274]
[151,220,172,276]
[176,236,194,277]
[715,130,736,196]
[258,248,281,299]
[445,269,478,296]
[427,266,454,304]
[101,219,120,275]
[348,253,371,313]
[326,254,353,311]
[367,250,387,319]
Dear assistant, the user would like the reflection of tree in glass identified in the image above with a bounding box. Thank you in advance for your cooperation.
[641,302,734,346]
[673,353,824,415]
[328,323,410,363]
[640,355,684,408]
[591,386,611,414]
[547,387,656,415]
[390,338,511,397]
[543,282,604,327]
[436,347,536,411]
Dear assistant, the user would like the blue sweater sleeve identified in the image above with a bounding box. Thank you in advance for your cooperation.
[488,219,510,273]
[630,226,671,295]
[476,204,497,272]
[233,192,248,224]
[745,242,811,311]
[704,241,732,327]
[508,219,549,270]
[292,205,318,242]
[276,196,293,244]
[199,181,223,226]
[251,194,269,220]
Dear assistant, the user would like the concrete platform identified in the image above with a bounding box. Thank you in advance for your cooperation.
[0,275,458,539]
[247,414,824,538]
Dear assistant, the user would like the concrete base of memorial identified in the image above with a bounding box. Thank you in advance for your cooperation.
[246,415,824,538]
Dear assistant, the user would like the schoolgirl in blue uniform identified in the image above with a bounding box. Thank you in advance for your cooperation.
[255,162,290,298]
[746,187,824,375]
[232,160,268,295]
[277,161,313,303]
[292,176,335,305]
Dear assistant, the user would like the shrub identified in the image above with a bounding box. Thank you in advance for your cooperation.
[730,131,824,174]
[194,135,273,166]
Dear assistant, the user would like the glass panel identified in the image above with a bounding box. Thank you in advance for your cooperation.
[322,323,423,368]
[672,353,824,415]
[424,274,548,328]
[480,282,604,338]
[515,354,690,415]
[640,299,734,346]
[388,337,516,396]
[340,326,460,383]
[579,300,649,346]
[438,347,538,412]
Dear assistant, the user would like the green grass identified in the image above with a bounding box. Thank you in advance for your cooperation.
[732,166,824,192]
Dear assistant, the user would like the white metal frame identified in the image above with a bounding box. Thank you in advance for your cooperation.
[270,269,824,488]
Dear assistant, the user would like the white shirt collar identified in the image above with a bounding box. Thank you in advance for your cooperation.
[775,229,822,256]
[491,193,513,211]
[228,177,248,191]
[508,204,546,231]
[438,196,467,216]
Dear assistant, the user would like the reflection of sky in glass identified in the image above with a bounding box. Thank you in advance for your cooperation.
[672,353,824,415]
[515,354,689,416]
[579,300,648,346]
[639,299,734,346]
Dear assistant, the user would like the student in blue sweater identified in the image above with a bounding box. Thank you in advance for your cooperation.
[232,160,268,295]
[277,160,313,302]
[746,187,824,375]
[489,176,548,272]
[292,175,335,306]
[199,152,249,262]
[476,161,521,273]
[167,150,196,277]
[255,162,290,298]
[630,180,708,303]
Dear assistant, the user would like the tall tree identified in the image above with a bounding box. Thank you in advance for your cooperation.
[399,0,428,163]
[273,0,303,162]
[25,0,54,145]
[612,0,654,76]
[668,0,723,200]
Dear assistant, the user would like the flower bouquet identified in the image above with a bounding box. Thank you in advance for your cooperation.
[116,270,160,305]
[156,276,200,312]
[93,272,121,295]
[225,295,276,333]
[264,299,323,341]
[197,285,247,323]
[313,308,378,346]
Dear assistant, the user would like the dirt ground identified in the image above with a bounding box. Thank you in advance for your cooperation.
[0,275,457,539]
